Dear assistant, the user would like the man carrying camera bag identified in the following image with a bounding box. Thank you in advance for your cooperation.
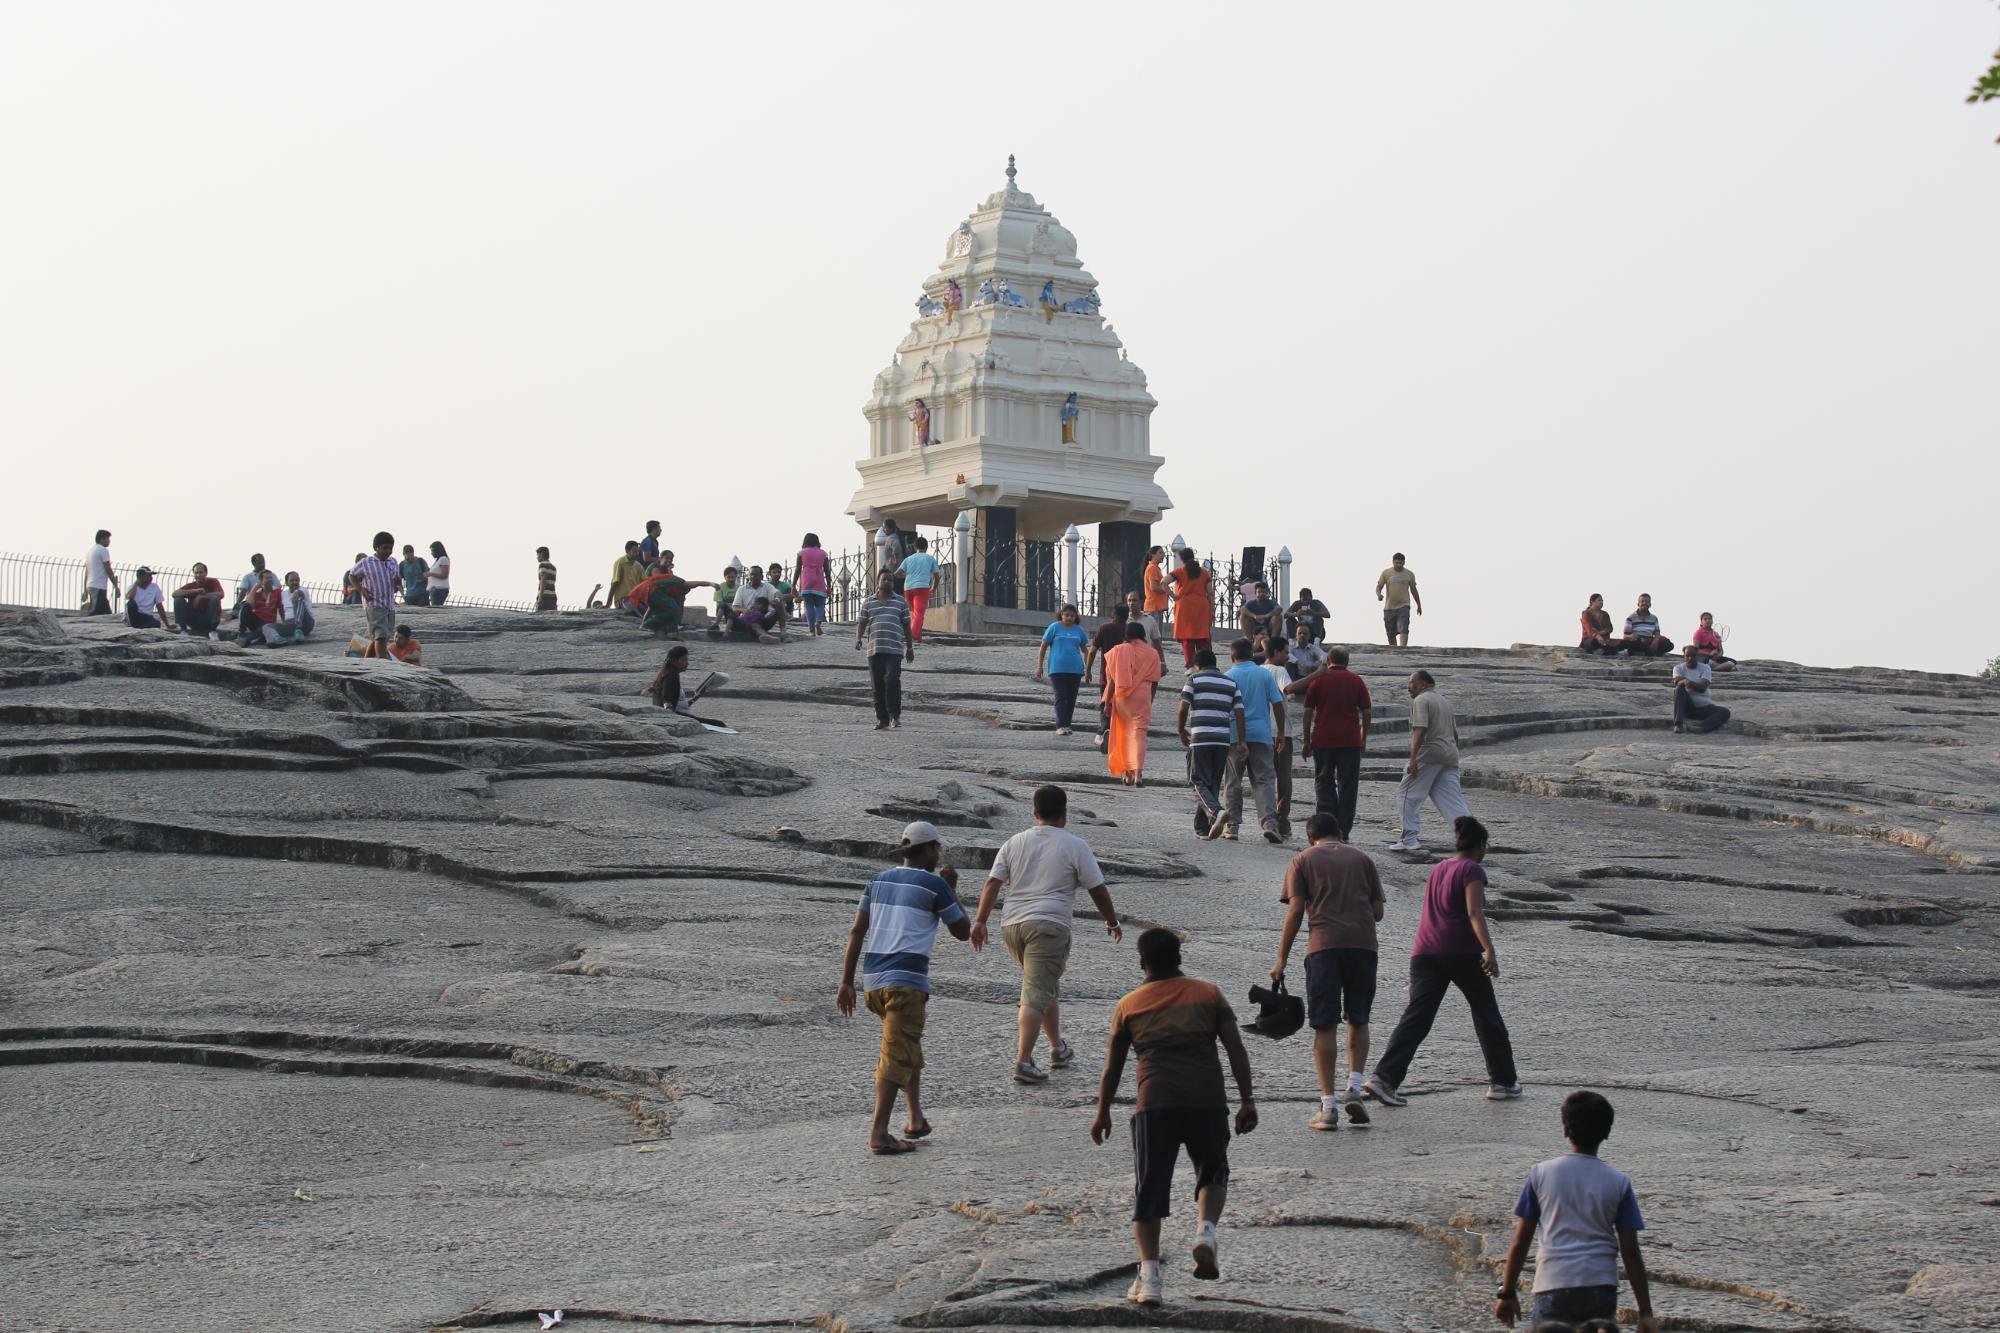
[1269,813,1385,1130]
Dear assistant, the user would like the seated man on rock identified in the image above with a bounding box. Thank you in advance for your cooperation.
[1238,581,1282,643]
[1578,593,1618,654]
[263,571,316,644]
[123,567,172,630]
[173,564,226,638]
[1671,643,1730,734]
[1284,587,1330,643]
[1617,593,1674,657]
[237,568,284,646]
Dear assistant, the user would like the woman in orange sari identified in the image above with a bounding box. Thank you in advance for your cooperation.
[1166,547,1214,671]
[1102,621,1163,785]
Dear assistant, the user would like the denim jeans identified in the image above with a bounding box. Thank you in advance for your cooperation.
[1188,745,1227,831]
[427,588,449,606]
[1531,1284,1617,1325]
[173,596,220,636]
[1049,672,1082,728]
[1373,952,1517,1089]
[1224,741,1279,834]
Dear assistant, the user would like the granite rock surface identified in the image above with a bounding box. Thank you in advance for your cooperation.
[3,606,1997,1332]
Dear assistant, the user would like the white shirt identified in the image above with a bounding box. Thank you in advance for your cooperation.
[86,543,114,590]
[989,824,1105,928]
[734,581,773,610]
[426,555,451,589]
[129,583,166,616]
[282,586,315,620]
[1673,660,1714,706]
[1293,641,1328,673]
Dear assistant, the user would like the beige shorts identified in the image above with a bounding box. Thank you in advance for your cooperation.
[1002,919,1073,1014]
[865,987,927,1088]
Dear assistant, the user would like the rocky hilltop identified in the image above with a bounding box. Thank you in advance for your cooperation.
[3,605,1996,1331]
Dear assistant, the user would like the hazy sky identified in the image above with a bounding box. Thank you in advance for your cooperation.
[3,2,1995,673]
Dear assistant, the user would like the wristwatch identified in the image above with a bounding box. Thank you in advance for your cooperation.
[1494,1287,1515,1301]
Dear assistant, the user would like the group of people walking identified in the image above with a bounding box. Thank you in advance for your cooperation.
[836,794,1658,1328]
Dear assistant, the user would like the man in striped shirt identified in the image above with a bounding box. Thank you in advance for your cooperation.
[836,821,969,1154]
[534,547,558,612]
[853,570,915,729]
[350,532,402,646]
[1176,649,1246,839]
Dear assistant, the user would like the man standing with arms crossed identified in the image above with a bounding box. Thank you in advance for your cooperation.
[1375,552,1421,648]
[1389,669,1469,852]
[971,785,1124,1085]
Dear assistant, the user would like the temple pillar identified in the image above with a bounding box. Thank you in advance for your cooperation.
[1097,520,1152,612]
[977,505,1018,610]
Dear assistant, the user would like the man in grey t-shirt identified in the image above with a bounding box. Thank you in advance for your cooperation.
[1671,645,1731,734]
[1389,670,1470,852]
[970,784,1125,1084]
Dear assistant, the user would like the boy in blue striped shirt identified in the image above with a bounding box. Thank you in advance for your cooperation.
[837,822,970,1154]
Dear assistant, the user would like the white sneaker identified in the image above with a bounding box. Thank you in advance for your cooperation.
[1385,837,1420,852]
[1191,1223,1219,1280]
[1487,1082,1524,1100]
[1126,1272,1162,1306]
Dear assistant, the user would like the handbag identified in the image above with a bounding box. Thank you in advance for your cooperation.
[1245,976,1305,1040]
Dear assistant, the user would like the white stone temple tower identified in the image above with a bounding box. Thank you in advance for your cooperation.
[847,157,1171,628]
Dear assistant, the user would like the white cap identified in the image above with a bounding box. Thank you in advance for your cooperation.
[899,821,946,851]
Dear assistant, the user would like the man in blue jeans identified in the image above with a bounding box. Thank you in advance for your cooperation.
[1495,1090,1659,1331]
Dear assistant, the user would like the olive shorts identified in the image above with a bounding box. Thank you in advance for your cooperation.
[865,987,927,1088]
[1002,919,1073,1014]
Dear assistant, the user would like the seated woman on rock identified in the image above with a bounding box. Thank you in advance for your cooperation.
[1690,612,1735,671]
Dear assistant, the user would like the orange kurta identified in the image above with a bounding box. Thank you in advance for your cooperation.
[1143,561,1168,614]
[1168,567,1214,642]
[1102,641,1163,778]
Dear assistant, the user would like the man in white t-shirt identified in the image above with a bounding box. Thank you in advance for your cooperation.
[971,785,1125,1084]
[123,567,171,630]
[85,529,118,615]
[1671,644,1731,734]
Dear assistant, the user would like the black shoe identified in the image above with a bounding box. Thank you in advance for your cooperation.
[874,721,890,730]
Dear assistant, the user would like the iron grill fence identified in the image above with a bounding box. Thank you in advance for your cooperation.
[1,552,553,617]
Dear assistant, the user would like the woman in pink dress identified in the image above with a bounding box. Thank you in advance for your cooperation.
[795,533,830,637]
[1690,611,1734,671]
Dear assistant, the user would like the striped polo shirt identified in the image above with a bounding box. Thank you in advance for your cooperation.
[857,866,966,993]
[858,595,911,656]
[350,554,401,606]
[1179,668,1242,748]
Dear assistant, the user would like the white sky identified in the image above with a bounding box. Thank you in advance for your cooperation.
[3,1,1995,672]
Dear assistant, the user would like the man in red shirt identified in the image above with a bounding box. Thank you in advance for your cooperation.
[172,564,226,638]
[238,569,284,646]
[1286,644,1371,840]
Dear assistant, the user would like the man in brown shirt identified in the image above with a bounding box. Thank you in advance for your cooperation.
[1092,929,1257,1308]
[1270,813,1386,1130]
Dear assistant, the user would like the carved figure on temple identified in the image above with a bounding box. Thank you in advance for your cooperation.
[908,398,932,449]
[1060,289,1102,316]
[915,292,944,318]
[944,278,964,322]
[972,279,998,307]
[1039,279,1060,322]
[1060,391,1080,444]
[995,278,1026,308]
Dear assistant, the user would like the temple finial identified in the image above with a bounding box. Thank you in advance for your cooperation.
[1005,154,1017,185]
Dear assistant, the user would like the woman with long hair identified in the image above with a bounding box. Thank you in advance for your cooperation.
[1101,620,1163,785]
[426,541,451,606]
[1363,815,1520,1107]
[1166,547,1214,671]
[795,532,829,636]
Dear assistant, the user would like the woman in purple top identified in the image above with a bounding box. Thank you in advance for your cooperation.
[1361,815,1520,1106]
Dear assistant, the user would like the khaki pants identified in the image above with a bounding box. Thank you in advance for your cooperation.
[1002,919,1072,1013]
[865,987,927,1087]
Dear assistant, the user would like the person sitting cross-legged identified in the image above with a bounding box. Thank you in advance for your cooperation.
[1616,594,1673,658]
[1577,593,1618,655]
[1237,581,1282,643]
[1690,611,1735,671]
[172,564,227,638]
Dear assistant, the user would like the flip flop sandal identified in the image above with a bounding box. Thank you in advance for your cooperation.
[870,1139,919,1155]
[903,1120,933,1140]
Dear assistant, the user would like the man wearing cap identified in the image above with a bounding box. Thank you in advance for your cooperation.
[836,821,969,1155]
[970,785,1125,1084]
[123,567,171,630]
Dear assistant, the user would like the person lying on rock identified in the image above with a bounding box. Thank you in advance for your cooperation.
[386,624,423,666]
[835,821,968,1155]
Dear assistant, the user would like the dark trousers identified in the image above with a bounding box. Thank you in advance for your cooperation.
[86,589,112,616]
[1049,672,1082,728]
[235,603,260,639]
[1373,953,1517,1089]
[1188,745,1227,833]
[124,605,164,629]
[1311,746,1364,839]
[1673,691,1731,732]
[174,597,220,635]
[1617,635,1674,657]
[869,652,903,723]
